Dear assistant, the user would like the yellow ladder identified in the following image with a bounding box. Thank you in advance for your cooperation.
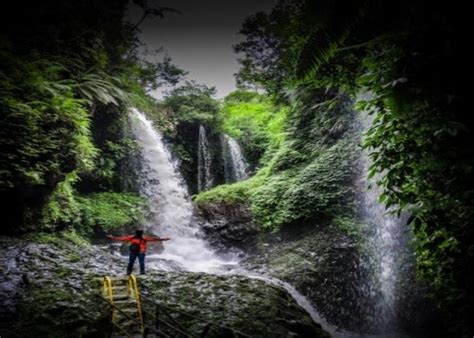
[103,275,144,337]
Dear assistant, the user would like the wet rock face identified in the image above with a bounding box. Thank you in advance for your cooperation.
[196,202,364,332]
[0,236,329,338]
[141,272,329,337]
[244,226,364,332]
[197,203,258,253]
[170,122,227,195]
[0,237,120,337]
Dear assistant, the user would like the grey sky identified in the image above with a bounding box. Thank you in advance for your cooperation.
[130,0,277,98]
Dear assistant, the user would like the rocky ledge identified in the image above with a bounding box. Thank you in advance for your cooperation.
[196,202,365,332]
[0,235,329,337]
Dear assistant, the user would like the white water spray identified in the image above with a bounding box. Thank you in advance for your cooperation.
[357,99,411,331]
[221,134,249,182]
[130,109,233,272]
[198,125,213,191]
[359,156,409,329]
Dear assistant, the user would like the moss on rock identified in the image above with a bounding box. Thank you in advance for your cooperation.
[0,234,329,337]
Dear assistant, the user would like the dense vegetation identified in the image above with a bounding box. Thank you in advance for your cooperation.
[1,0,471,334]
[195,90,360,230]
[220,90,287,167]
[150,84,288,193]
[0,0,184,235]
[195,0,472,333]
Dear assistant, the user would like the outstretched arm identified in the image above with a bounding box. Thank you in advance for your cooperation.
[144,236,171,242]
[106,234,134,241]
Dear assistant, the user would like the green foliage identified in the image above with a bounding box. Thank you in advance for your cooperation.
[0,0,186,233]
[136,55,188,91]
[33,230,90,247]
[251,140,357,229]
[237,0,473,331]
[361,66,473,323]
[330,215,368,243]
[194,172,268,205]
[41,173,82,230]
[19,286,76,337]
[161,81,221,126]
[73,70,128,107]
[196,141,357,230]
[76,192,144,235]
[353,18,471,328]
[0,52,98,189]
[93,140,139,183]
[234,1,307,96]
[62,230,90,247]
[85,129,141,192]
[196,89,359,229]
[56,266,73,278]
[221,90,288,166]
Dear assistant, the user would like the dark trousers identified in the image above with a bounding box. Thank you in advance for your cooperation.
[127,252,145,275]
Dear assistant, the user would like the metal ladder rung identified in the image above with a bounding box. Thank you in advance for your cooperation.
[103,275,144,336]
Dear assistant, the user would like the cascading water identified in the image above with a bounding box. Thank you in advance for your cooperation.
[130,109,232,272]
[357,105,413,333]
[197,125,213,191]
[130,109,333,334]
[221,134,249,183]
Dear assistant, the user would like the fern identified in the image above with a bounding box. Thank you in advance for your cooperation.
[72,71,128,106]
[295,0,370,82]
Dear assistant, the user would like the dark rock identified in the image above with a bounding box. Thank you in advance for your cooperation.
[168,122,228,195]
[195,202,365,332]
[0,235,330,337]
[140,272,329,337]
[0,237,113,337]
[243,226,365,332]
[196,203,258,253]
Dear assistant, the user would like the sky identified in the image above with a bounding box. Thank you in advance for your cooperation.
[128,0,277,98]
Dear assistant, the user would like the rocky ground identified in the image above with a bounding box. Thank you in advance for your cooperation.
[197,202,365,332]
[0,234,329,337]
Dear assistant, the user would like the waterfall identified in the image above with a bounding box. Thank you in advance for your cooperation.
[221,134,249,183]
[130,109,233,272]
[357,101,413,333]
[359,156,410,331]
[130,108,334,335]
[198,125,213,191]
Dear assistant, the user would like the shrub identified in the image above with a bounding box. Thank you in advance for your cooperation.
[76,192,144,235]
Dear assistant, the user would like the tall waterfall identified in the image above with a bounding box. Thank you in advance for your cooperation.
[130,109,231,272]
[198,125,213,191]
[357,106,412,332]
[221,134,249,183]
[130,109,333,335]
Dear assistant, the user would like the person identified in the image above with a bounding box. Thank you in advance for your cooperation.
[106,229,170,275]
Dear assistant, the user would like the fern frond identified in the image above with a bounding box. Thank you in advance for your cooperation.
[72,70,127,106]
[295,0,371,82]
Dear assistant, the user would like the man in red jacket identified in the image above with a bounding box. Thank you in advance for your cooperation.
[106,229,170,275]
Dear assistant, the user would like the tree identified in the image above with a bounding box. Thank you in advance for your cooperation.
[162,81,221,126]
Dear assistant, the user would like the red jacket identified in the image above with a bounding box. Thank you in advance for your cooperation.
[109,235,164,253]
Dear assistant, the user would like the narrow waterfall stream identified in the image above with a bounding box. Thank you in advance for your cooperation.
[198,125,213,191]
[357,107,413,333]
[221,134,249,182]
[130,109,334,334]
